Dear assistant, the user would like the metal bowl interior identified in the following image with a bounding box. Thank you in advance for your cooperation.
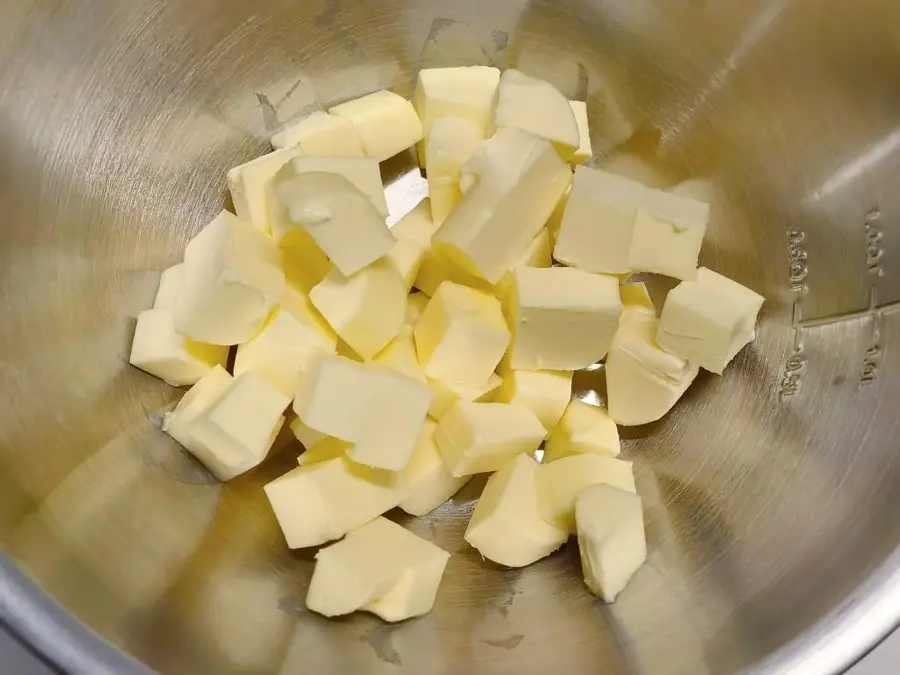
[1,1,899,673]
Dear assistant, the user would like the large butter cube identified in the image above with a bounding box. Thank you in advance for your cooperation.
[427,373,502,421]
[657,267,764,374]
[234,289,337,396]
[494,69,580,152]
[153,264,185,310]
[294,354,431,471]
[306,517,450,621]
[163,366,233,457]
[537,454,636,534]
[264,457,409,548]
[426,116,485,225]
[329,90,423,162]
[227,146,307,233]
[130,309,228,387]
[432,128,572,284]
[498,369,573,435]
[606,312,700,426]
[373,330,426,384]
[414,281,510,387]
[400,419,472,516]
[508,266,622,371]
[309,258,407,361]
[465,454,568,567]
[543,400,620,463]
[434,402,546,477]
[174,211,285,346]
[567,101,592,165]
[576,483,647,602]
[630,189,709,280]
[271,111,365,156]
[414,66,500,164]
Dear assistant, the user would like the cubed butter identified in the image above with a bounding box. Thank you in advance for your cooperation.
[434,402,546,477]
[657,267,764,374]
[296,436,350,467]
[274,156,389,218]
[373,330,426,384]
[227,146,307,233]
[387,236,427,292]
[494,69,580,152]
[391,198,439,247]
[426,116,485,225]
[567,101,592,165]
[498,369,573,435]
[629,189,708,281]
[543,400,620,463]
[163,365,233,458]
[404,292,430,329]
[494,228,553,300]
[620,281,655,320]
[537,453,636,534]
[427,373,502,421]
[465,454,568,567]
[271,111,365,156]
[153,264,185,310]
[290,417,326,451]
[174,211,285,346]
[281,229,333,294]
[329,90,423,162]
[576,483,647,602]
[508,266,622,371]
[400,419,472,516]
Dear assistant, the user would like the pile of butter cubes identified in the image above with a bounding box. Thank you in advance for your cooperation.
[130,66,764,621]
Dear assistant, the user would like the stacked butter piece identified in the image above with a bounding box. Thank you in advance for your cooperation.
[130,66,764,619]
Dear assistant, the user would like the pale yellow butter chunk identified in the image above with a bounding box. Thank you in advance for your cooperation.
[494,228,553,300]
[404,292,430,329]
[309,258,407,361]
[387,236,427,292]
[227,146,307,233]
[543,400,620,463]
[264,457,409,548]
[427,373,502,421]
[465,454,568,567]
[130,309,228,387]
[620,281,655,321]
[281,229,333,294]
[414,281,510,387]
[296,436,350,468]
[290,417,326,452]
[391,198,439,246]
[606,311,700,426]
[497,369,573,435]
[657,267,764,375]
[567,100,593,165]
[270,111,365,156]
[173,211,285,346]
[306,517,450,621]
[508,266,622,371]
[373,330,426,384]
[163,366,233,457]
[629,189,709,281]
[153,263,185,310]
[494,69,580,152]
[329,90,423,162]
[400,419,472,516]
[576,484,647,602]
[426,116,485,225]
[537,453,636,534]
[434,402,546,477]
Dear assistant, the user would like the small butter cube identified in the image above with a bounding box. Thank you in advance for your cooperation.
[329,90,423,162]
[567,101,592,165]
[130,309,228,387]
[543,400,620,463]
[290,417,326,451]
[465,454,568,567]
[310,258,407,361]
[432,128,572,284]
[270,111,365,156]
[297,437,350,467]
[294,354,431,471]
[306,517,450,621]
[434,402,546,477]
[575,483,647,602]
[414,66,500,165]
[163,365,233,456]
[174,211,285,346]
[414,281,510,387]
[620,281,655,320]
[428,373,502,421]
[281,230,333,294]
[629,189,709,281]
[373,330,426,384]
[657,267,764,374]
[606,311,699,426]
[508,267,622,371]
[264,457,408,548]
[494,228,553,300]
[537,454,636,534]
[400,419,472,516]
[387,236,426,291]
[153,264,185,310]
[426,116,485,225]
[227,146,307,233]
[391,198,439,247]
[494,70,580,152]
[498,369,573,435]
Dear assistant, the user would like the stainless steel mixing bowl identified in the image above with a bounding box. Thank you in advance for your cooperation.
[1,0,899,673]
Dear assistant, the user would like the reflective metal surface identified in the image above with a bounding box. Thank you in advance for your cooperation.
[1,1,899,673]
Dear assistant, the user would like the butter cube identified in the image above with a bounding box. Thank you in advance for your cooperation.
[294,354,431,471]
[606,312,699,426]
[163,365,233,457]
[173,211,285,346]
[373,330,426,384]
[404,292,430,329]
[281,231,333,294]
[426,116,485,225]
[427,373,502,421]
[391,198,439,246]
[310,258,407,361]
[290,417,326,451]
[296,437,350,467]
[414,281,510,387]
[264,457,409,548]
[227,146,307,233]
[275,156,389,218]
[630,189,709,280]
[498,369,573,435]
[432,128,572,284]
[509,267,622,371]
[270,111,365,156]
[400,419,472,516]
[494,70,580,152]
[387,237,427,292]
[465,454,568,567]
[494,228,553,300]
[434,402,546,477]
[620,281,655,320]
[537,454,636,534]
[329,90,423,162]
[567,101,592,165]
[576,483,647,602]
[130,309,228,387]
[153,264,185,309]
[414,66,500,165]
[543,400,620,463]
[306,517,450,621]
[657,267,764,374]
